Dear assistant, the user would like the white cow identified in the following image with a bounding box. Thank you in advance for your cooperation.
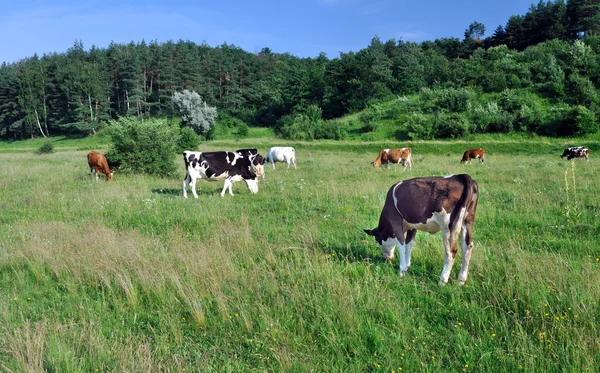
[266,147,297,169]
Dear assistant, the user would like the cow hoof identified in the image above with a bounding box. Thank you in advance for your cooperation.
[399,270,407,277]
[438,280,448,286]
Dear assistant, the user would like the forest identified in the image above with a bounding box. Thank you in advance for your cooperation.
[1,0,600,140]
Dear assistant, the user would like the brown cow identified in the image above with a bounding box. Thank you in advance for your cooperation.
[461,148,485,164]
[364,174,479,285]
[371,148,413,170]
[87,151,113,182]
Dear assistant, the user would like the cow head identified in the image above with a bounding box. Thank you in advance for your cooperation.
[106,172,114,182]
[363,227,396,260]
[560,149,570,159]
[244,178,259,194]
[249,154,265,177]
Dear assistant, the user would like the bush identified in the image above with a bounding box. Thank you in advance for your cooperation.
[107,118,179,177]
[178,126,201,152]
[35,140,54,154]
[435,113,471,138]
[314,120,348,140]
[406,113,435,140]
[360,104,383,132]
[560,106,598,136]
[499,89,522,113]
[434,87,474,113]
[234,122,249,138]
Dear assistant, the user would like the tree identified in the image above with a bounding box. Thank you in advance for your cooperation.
[568,0,600,38]
[172,90,217,136]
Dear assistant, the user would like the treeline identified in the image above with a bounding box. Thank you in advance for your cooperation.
[1,0,600,139]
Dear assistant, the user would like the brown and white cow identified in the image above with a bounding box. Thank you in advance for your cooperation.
[461,148,485,164]
[364,174,479,285]
[87,151,113,182]
[371,148,413,170]
[560,146,589,161]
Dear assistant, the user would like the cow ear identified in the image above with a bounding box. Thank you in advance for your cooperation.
[363,229,374,236]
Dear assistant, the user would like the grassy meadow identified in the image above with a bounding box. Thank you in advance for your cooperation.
[1,136,599,372]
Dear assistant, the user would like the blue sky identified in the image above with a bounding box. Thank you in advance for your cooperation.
[1,0,536,64]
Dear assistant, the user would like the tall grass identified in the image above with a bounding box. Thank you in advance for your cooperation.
[0,139,599,372]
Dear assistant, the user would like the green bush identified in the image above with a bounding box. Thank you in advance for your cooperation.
[234,122,249,138]
[178,126,201,152]
[107,118,179,177]
[561,105,598,136]
[434,87,474,113]
[435,113,471,138]
[35,140,54,154]
[406,113,435,140]
[359,104,383,132]
[314,120,348,140]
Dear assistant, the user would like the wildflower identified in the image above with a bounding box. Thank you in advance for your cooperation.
[235,313,239,317]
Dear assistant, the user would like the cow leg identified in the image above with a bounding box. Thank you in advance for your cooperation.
[271,160,276,170]
[457,224,474,285]
[221,178,234,197]
[439,229,456,285]
[292,157,297,169]
[189,175,199,199]
[286,158,291,168]
[182,173,190,198]
[404,229,417,270]
[94,168,99,182]
[396,237,408,276]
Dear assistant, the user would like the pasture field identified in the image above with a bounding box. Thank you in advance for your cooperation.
[1,137,599,372]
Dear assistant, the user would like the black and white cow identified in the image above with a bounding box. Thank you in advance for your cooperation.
[364,174,479,285]
[183,150,265,198]
[560,146,590,161]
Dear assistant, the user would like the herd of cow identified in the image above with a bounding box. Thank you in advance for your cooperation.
[86,144,590,285]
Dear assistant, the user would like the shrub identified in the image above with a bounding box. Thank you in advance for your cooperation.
[234,122,249,138]
[435,113,471,139]
[560,106,598,136]
[434,87,474,113]
[314,120,348,140]
[35,140,54,154]
[499,89,522,113]
[178,126,201,152]
[566,73,598,107]
[107,118,179,177]
[360,104,383,132]
[406,113,435,140]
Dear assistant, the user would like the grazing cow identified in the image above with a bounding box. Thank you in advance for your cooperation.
[364,174,479,285]
[371,148,413,170]
[266,147,296,169]
[560,146,590,161]
[183,150,264,198]
[87,151,113,182]
[461,148,485,164]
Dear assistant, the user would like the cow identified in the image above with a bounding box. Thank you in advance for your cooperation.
[87,151,113,182]
[371,148,413,170]
[183,150,264,198]
[460,148,485,164]
[266,147,297,169]
[364,174,479,285]
[560,146,589,161]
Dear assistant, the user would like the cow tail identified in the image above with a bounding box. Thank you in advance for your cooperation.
[449,174,477,231]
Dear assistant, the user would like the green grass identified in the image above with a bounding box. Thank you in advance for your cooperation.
[1,136,599,372]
